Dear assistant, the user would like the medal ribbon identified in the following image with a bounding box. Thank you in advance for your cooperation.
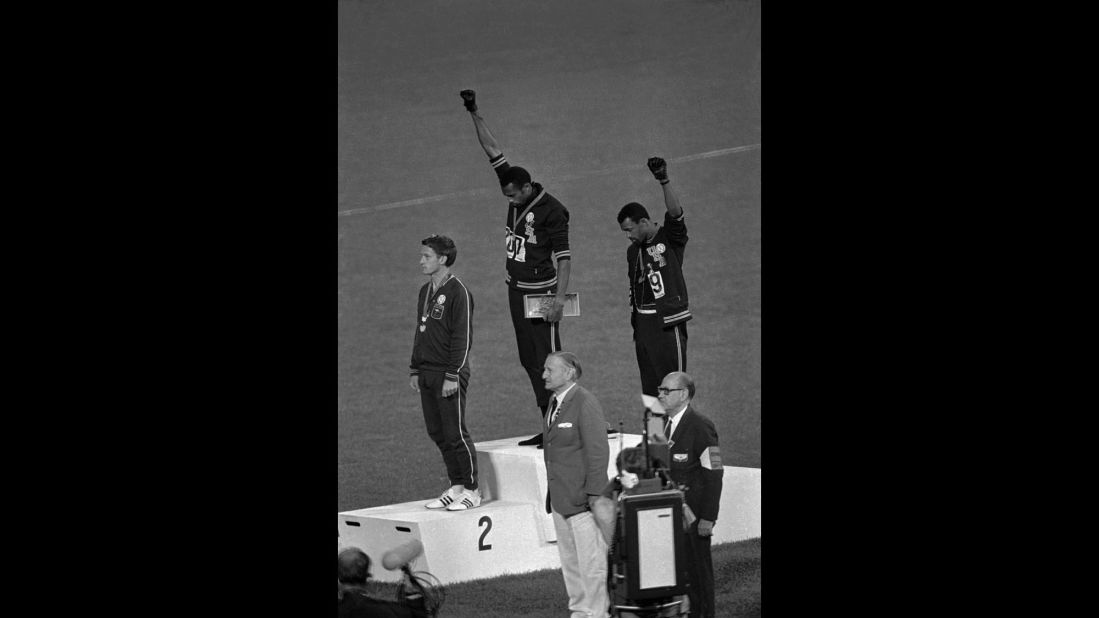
[420,274,452,330]
[509,188,544,238]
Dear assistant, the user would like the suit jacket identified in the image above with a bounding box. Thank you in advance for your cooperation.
[542,383,610,517]
[666,405,724,523]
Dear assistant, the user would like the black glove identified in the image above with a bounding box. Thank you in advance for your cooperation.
[647,157,668,183]
[460,89,477,112]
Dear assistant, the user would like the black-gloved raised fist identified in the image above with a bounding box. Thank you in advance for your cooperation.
[647,157,668,183]
[460,90,477,112]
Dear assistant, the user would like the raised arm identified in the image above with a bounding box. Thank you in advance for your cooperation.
[461,90,503,160]
[647,156,683,219]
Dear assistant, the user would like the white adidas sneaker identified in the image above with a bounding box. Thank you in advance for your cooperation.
[446,488,482,511]
[425,485,463,509]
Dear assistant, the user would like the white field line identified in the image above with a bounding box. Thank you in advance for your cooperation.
[337,143,760,218]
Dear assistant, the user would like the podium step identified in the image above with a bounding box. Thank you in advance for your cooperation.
[712,466,762,544]
[338,498,560,585]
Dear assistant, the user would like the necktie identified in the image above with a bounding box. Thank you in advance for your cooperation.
[548,397,559,426]
[663,416,673,441]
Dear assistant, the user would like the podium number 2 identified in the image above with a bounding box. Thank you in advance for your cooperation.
[478,515,493,551]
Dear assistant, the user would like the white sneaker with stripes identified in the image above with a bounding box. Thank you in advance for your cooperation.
[425,486,463,509]
[446,488,482,511]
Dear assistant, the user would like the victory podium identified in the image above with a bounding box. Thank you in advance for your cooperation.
[338,498,558,584]
[338,433,761,585]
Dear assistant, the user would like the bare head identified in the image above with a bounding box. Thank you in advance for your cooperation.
[337,548,371,585]
[617,202,658,244]
[543,351,582,394]
[657,371,694,414]
[420,234,457,276]
[500,167,535,206]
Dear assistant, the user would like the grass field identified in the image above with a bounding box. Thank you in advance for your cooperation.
[362,539,761,618]
[338,1,761,614]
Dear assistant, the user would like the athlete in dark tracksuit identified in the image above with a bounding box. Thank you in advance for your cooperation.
[410,236,478,496]
[461,90,572,445]
[619,157,692,397]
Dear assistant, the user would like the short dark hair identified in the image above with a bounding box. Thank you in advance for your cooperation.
[617,202,650,224]
[421,234,458,267]
[337,548,371,584]
[617,446,648,473]
[500,166,532,189]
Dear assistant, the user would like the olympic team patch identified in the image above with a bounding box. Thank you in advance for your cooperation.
[430,294,446,319]
[646,243,668,268]
[524,212,537,244]
[700,446,722,470]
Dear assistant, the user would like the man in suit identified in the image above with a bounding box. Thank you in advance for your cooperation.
[541,351,611,618]
[656,371,724,618]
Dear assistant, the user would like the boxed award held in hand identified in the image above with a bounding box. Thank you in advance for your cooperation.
[523,293,580,318]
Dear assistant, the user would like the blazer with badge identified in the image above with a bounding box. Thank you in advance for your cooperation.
[542,384,610,518]
[666,405,724,523]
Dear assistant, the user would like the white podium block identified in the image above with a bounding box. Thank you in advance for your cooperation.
[338,499,560,585]
[712,466,762,545]
[608,432,644,472]
[473,437,556,543]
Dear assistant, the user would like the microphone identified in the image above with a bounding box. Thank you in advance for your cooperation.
[381,539,424,571]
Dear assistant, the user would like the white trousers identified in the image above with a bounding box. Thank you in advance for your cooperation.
[552,510,609,618]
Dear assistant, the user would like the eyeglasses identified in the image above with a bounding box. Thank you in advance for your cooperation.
[657,387,684,395]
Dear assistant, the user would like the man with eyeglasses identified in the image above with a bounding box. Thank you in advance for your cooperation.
[618,157,691,398]
[409,235,481,512]
[656,371,723,618]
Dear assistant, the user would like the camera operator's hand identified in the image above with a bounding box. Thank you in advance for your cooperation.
[697,519,714,537]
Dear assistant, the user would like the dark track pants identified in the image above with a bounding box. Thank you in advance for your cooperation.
[418,368,477,490]
[685,520,714,618]
[633,312,688,396]
[508,286,561,413]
